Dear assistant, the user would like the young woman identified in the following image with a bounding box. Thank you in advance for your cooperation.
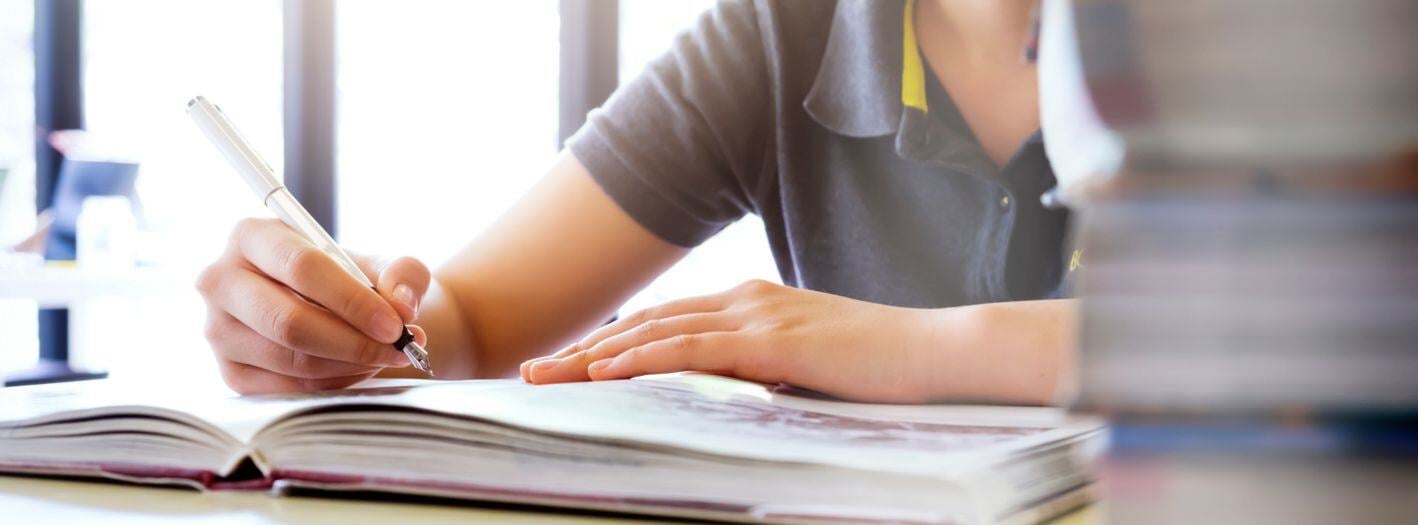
[197,0,1077,404]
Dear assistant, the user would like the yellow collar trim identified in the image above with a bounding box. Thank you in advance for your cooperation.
[902,0,929,113]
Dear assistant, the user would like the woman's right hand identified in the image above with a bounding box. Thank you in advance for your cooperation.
[196,218,430,395]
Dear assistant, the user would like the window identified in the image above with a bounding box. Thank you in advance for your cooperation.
[80,0,284,382]
[0,0,34,198]
[618,0,717,86]
[336,1,561,267]
[618,0,779,312]
[86,0,284,250]
[0,0,37,375]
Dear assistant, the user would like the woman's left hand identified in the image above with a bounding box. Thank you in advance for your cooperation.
[519,279,948,403]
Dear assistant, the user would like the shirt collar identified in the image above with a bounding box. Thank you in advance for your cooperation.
[801,0,930,132]
[803,0,1044,179]
[802,0,905,138]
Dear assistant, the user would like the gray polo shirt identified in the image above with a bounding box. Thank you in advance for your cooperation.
[567,0,1072,308]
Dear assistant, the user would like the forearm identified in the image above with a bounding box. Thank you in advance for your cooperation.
[383,153,687,380]
[383,254,661,381]
[921,299,1078,405]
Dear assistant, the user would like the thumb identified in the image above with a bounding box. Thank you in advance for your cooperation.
[355,254,431,323]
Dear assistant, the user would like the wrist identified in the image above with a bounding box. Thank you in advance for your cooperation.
[915,304,994,402]
[916,301,1075,405]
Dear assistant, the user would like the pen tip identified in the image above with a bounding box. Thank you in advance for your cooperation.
[400,340,434,377]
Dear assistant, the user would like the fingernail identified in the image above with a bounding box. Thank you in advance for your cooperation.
[519,358,543,377]
[532,359,560,371]
[393,283,419,318]
[389,350,412,367]
[372,312,404,342]
[588,359,611,372]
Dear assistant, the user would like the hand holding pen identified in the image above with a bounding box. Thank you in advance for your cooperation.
[188,97,433,394]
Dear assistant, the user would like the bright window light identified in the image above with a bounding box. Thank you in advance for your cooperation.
[0,0,37,375]
[81,0,284,382]
[618,0,779,313]
[336,1,561,267]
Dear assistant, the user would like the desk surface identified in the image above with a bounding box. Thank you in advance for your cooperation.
[0,475,1098,524]
[0,476,646,524]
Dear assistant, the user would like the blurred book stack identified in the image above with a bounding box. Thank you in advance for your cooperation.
[1063,0,1418,523]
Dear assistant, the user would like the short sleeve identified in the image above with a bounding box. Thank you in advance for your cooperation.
[566,0,771,248]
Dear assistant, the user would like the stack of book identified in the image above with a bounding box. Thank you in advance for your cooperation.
[1073,191,1418,522]
[1077,191,1418,414]
[1067,0,1418,522]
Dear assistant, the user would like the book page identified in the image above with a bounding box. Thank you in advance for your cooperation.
[2,374,1099,474]
[247,374,1102,477]
[0,379,400,443]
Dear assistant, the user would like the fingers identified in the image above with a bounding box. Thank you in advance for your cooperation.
[206,309,383,379]
[373,256,431,322]
[230,218,404,343]
[407,324,428,347]
[218,360,379,395]
[201,265,411,368]
[576,293,729,355]
[199,218,430,395]
[563,293,732,364]
[519,354,552,382]
[520,293,728,382]
[527,313,738,384]
[585,332,748,381]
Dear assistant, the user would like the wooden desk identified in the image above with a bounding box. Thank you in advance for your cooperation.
[0,475,1099,524]
[0,476,650,524]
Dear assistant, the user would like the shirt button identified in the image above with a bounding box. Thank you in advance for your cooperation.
[1000,195,1010,208]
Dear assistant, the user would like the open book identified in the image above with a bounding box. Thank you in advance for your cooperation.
[0,374,1103,524]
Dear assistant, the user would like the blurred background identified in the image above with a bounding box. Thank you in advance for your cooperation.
[2,0,1417,521]
[0,0,777,389]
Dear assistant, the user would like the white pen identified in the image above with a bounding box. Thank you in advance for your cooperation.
[186,96,432,375]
